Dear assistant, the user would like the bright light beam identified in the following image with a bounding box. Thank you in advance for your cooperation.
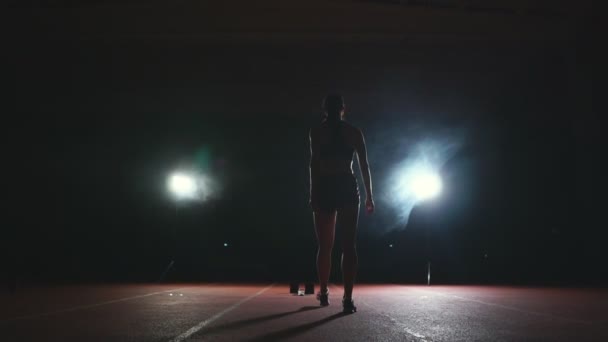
[410,170,442,201]
[167,170,215,202]
[378,127,466,233]
[168,172,198,200]
[387,142,448,227]
[395,164,442,204]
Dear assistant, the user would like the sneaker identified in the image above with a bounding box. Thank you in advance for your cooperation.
[316,290,329,306]
[342,297,357,314]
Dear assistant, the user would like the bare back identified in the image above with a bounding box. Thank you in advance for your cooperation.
[310,118,373,211]
[311,121,360,175]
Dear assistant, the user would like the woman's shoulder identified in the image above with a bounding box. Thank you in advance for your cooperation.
[311,120,361,134]
[341,121,362,135]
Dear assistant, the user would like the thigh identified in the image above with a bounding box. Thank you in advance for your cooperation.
[313,210,337,247]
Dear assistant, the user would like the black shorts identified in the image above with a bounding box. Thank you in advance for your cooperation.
[315,173,360,212]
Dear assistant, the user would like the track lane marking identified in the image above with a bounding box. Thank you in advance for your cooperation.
[169,283,275,342]
[2,287,189,323]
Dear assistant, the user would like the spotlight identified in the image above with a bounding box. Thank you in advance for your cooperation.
[168,172,197,200]
[395,165,442,204]
[411,171,442,201]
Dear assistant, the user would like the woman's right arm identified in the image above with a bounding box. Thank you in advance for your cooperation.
[355,129,374,214]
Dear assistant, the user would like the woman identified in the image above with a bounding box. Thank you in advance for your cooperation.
[309,94,374,314]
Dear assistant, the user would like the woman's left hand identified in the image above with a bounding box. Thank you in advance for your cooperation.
[365,197,375,214]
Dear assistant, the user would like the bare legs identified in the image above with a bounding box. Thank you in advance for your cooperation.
[313,210,336,295]
[338,205,359,300]
[313,205,359,299]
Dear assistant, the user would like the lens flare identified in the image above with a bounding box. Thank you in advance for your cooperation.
[167,171,213,201]
[395,164,442,203]
[411,171,442,201]
[169,173,197,198]
[386,138,452,227]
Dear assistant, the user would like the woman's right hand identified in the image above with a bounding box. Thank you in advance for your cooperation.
[365,197,375,214]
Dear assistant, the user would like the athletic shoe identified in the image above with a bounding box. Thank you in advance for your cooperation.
[342,297,357,313]
[317,290,329,306]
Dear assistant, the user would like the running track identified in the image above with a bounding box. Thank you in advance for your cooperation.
[1,284,607,341]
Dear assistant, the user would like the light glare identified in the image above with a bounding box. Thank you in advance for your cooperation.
[395,165,442,203]
[167,170,215,202]
[169,173,197,198]
[411,172,442,201]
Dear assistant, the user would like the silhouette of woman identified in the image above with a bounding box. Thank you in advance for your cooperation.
[309,94,374,313]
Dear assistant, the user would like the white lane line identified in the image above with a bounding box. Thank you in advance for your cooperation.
[3,287,188,323]
[361,303,432,342]
[399,325,430,341]
[414,288,593,326]
[329,284,431,342]
[169,283,275,342]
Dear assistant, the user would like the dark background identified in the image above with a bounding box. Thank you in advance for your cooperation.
[5,0,603,286]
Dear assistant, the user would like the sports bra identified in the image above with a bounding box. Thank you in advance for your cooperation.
[319,121,355,161]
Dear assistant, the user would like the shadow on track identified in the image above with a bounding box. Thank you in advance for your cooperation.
[201,306,323,335]
[247,312,348,341]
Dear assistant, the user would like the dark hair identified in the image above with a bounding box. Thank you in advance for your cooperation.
[323,93,344,119]
[322,93,345,139]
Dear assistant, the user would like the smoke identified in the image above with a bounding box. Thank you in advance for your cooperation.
[365,121,467,233]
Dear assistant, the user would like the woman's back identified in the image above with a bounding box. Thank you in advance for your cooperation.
[314,120,358,175]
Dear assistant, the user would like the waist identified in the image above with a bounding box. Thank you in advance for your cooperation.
[319,170,357,179]
[319,160,353,174]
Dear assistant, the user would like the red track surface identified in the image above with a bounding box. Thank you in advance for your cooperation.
[1,284,607,341]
